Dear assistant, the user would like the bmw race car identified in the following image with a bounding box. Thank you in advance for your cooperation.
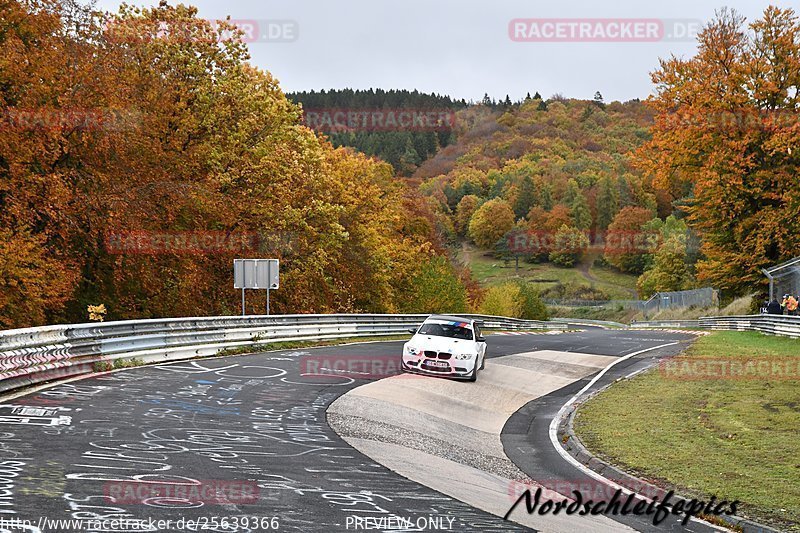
[400,315,487,382]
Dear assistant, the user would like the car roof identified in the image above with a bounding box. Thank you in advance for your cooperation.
[426,315,476,324]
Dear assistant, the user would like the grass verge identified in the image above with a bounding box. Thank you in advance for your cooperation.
[574,331,800,531]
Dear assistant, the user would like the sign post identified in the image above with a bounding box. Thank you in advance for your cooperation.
[234,259,280,316]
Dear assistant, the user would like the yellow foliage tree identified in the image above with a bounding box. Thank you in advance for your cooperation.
[468,198,515,248]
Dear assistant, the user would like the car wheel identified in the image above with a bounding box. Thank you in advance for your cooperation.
[480,352,486,370]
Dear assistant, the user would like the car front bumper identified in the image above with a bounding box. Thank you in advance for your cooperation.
[401,354,476,379]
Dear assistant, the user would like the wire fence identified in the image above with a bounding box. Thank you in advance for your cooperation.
[546,287,718,317]
[763,256,800,303]
[641,287,718,316]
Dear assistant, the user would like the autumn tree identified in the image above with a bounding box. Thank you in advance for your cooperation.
[468,198,515,248]
[527,206,548,228]
[517,283,549,320]
[477,283,522,317]
[636,216,694,296]
[543,205,573,233]
[637,237,692,296]
[0,229,77,328]
[0,0,92,325]
[398,256,467,314]
[636,7,800,294]
[455,195,481,236]
[549,225,590,267]
[0,0,457,326]
[604,207,654,274]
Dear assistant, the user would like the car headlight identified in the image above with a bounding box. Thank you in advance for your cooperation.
[454,353,475,360]
[405,346,421,356]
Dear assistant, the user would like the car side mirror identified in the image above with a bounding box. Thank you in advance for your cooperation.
[408,327,418,334]
[477,336,486,342]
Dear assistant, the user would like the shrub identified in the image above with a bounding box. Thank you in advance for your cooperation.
[399,256,468,314]
[518,283,549,320]
[93,361,113,373]
[477,283,522,317]
[112,357,144,370]
[549,225,589,266]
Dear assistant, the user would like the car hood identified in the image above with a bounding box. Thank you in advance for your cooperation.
[408,334,474,354]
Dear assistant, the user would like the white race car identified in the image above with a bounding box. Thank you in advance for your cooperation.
[400,315,487,382]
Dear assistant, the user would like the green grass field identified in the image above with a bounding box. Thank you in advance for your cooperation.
[587,264,639,297]
[458,244,639,300]
[574,331,800,530]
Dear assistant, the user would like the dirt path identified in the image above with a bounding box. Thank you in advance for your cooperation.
[578,260,638,298]
[577,260,598,283]
[460,241,473,266]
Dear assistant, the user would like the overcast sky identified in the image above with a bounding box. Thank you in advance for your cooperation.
[94,0,795,102]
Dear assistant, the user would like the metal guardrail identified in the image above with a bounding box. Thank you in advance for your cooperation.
[0,314,563,396]
[633,315,800,339]
[698,314,800,339]
[551,317,628,329]
[630,319,701,329]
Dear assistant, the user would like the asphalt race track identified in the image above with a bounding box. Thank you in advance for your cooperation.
[0,329,712,532]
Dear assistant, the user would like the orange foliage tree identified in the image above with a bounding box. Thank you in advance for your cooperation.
[0,0,451,327]
[604,207,655,274]
[636,7,800,294]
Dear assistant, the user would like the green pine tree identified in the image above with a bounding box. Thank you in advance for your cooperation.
[596,175,619,230]
[563,178,580,206]
[514,175,538,219]
[593,91,605,109]
[540,183,553,210]
[571,192,592,230]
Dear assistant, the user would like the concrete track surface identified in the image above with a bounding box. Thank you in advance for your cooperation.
[328,349,626,532]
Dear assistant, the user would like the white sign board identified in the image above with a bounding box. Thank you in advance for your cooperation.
[234,259,279,289]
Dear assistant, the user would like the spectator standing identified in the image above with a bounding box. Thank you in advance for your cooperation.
[767,299,783,315]
[787,295,799,316]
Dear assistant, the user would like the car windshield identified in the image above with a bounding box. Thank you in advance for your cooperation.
[417,322,473,340]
